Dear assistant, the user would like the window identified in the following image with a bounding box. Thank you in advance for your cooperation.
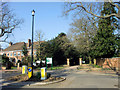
[7,53,9,56]
[14,52,16,56]
[17,52,20,56]
[29,51,31,55]
[10,53,13,56]
[34,52,36,55]
[21,53,24,56]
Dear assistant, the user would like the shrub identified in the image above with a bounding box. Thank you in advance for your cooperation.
[2,55,9,66]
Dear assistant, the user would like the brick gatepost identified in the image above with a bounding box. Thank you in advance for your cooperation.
[79,58,82,66]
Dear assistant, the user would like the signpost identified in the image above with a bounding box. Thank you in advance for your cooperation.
[46,57,53,70]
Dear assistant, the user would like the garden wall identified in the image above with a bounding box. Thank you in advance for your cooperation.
[96,57,120,70]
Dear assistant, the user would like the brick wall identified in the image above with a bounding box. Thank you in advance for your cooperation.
[97,57,120,70]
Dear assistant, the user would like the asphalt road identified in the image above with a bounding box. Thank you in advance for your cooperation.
[1,67,119,89]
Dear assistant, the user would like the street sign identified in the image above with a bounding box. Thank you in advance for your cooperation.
[28,68,32,72]
[46,58,52,64]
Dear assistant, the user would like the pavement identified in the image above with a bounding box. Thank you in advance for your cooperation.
[1,65,119,89]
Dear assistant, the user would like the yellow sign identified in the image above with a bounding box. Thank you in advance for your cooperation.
[28,67,32,78]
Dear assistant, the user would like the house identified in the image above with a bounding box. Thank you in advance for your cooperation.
[0,39,43,65]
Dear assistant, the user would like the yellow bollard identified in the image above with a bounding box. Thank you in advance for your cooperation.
[41,67,47,80]
[28,67,32,78]
[22,65,27,74]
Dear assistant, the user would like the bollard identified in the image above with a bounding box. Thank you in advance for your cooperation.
[41,67,47,80]
[22,65,27,74]
[28,67,32,78]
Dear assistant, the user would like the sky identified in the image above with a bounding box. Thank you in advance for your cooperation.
[1,2,72,49]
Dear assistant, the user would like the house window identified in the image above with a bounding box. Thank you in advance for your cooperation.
[14,52,16,56]
[17,52,20,56]
[10,53,13,56]
[21,53,24,56]
[7,53,9,56]
[29,51,31,55]
[34,52,36,55]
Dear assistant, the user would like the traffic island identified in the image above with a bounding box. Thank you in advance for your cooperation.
[2,74,66,86]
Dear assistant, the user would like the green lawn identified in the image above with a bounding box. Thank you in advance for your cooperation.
[47,66,64,70]
[11,67,17,70]
[36,66,64,70]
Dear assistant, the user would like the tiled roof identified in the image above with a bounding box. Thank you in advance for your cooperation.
[3,41,45,51]
[3,42,25,51]
[27,41,44,50]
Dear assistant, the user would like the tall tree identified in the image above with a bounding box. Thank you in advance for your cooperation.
[39,33,79,66]
[68,16,97,63]
[35,30,44,60]
[91,2,118,58]
[22,43,28,57]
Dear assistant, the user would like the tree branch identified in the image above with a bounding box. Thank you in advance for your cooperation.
[65,2,120,19]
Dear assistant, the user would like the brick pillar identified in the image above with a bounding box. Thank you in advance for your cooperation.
[118,58,120,74]
[79,58,82,66]
[67,58,70,66]
[17,63,20,70]
[94,59,96,65]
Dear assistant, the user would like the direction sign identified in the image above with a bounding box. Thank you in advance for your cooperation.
[46,58,52,64]
[28,68,32,72]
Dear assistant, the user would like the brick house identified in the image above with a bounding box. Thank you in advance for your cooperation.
[0,39,43,65]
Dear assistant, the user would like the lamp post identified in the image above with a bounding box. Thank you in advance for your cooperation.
[31,10,35,77]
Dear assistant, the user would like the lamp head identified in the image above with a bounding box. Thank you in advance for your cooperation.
[32,10,35,16]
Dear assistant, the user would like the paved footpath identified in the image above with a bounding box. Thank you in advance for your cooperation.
[1,66,119,89]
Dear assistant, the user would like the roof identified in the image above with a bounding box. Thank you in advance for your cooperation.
[27,41,44,50]
[3,41,45,51]
[3,42,25,51]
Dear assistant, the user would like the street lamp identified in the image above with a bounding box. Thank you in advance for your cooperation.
[31,10,35,77]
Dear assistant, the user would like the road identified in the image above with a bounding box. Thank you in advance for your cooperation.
[1,66,119,89]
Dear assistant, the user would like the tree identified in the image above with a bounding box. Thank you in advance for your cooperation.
[68,16,97,63]
[2,54,9,66]
[38,32,79,66]
[35,30,44,60]
[22,43,28,57]
[0,3,23,42]
[91,2,118,58]
[64,1,120,19]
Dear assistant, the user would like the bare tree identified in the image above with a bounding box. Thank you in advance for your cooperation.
[0,3,23,42]
[68,16,97,63]
[35,30,45,60]
[64,1,120,19]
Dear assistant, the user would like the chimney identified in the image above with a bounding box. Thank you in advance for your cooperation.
[9,42,13,47]
[28,39,31,47]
